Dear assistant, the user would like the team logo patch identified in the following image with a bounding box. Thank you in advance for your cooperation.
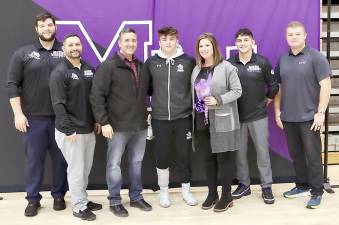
[177,64,184,72]
[271,69,274,75]
[299,60,307,65]
[71,73,79,80]
[186,131,192,140]
[28,51,40,60]
[247,65,261,72]
[84,70,93,77]
[156,64,162,68]
[50,50,64,58]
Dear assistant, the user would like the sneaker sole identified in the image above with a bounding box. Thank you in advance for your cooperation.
[73,212,96,221]
[159,203,171,208]
[306,205,320,209]
[263,199,275,204]
[213,201,233,212]
[183,198,198,206]
[306,203,321,209]
[232,190,251,199]
[283,191,310,199]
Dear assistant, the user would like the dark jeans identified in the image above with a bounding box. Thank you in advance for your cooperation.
[282,120,324,196]
[195,130,234,195]
[152,117,192,183]
[23,117,68,203]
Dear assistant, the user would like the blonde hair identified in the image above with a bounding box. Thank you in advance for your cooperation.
[286,21,306,33]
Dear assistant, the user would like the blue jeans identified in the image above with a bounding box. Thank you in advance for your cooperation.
[106,129,147,205]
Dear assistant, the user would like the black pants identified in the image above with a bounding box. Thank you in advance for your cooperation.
[282,121,324,196]
[152,116,192,183]
[195,130,234,194]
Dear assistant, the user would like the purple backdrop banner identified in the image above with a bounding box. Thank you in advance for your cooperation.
[33,0,320,161]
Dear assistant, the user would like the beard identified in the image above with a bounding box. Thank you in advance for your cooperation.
[66,51,82,59]
[38,31,56,42]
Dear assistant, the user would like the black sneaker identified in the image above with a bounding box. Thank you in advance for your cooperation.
[53,197,66,211]
[73,208,96,221]
[130,199,152,211]
[110,204,129,217]
[87,201,102,211]
[232,184,251,199]
[201,193,219,210]
[24,202,41,217]
[262,187,275,204]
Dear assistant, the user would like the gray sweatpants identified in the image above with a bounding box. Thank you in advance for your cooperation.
[235,117,273,188]
[55,129,96,212]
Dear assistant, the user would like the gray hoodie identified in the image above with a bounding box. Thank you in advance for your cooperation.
[144,46,196,120]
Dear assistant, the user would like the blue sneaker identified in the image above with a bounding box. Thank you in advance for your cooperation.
[232,183,251,199]
[306,195,322,209]
[283,187,310,199]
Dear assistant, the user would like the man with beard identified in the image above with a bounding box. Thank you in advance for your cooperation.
[7,12,67,217]
[50,33,102,221]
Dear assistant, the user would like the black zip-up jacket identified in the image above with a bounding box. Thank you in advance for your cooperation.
[143,53,195,120]
[90,53,148,131]
[50,58,95,135]
[228,53,279,122]
[7,40,64,116]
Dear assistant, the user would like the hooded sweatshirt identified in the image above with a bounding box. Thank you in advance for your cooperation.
[143,46,195,120]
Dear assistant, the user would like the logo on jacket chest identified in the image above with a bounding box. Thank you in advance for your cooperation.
[71,73,79,80]
[247,65,261,73]
[177,64,184,72]
[50,51,64,58]
[84,70,93,77]
[298,59,307,65]
[28,51,40,60]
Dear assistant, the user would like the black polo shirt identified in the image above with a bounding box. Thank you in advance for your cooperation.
[275,46,331,122]
[7,40,64,116]
[50,58,95,135]
[228,53,279,122]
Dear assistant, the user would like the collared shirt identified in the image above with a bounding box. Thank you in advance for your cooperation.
[118,51,139,87]
[50,58,95,135]
[7,39,64,116]
[275,46,331,122]
[228,52,278,122]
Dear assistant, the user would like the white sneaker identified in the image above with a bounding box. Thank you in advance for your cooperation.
[159,187,171,208]
[157,168,171,208]
[181,183,198,206]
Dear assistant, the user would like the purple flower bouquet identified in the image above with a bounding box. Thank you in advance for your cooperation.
[194,73,212,124]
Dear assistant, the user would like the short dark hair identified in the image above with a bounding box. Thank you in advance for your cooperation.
[35,12,56,26]
[235,28,253,39]
[63,33,81,43]
[158,26,178,37]
[118,27,137,40]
